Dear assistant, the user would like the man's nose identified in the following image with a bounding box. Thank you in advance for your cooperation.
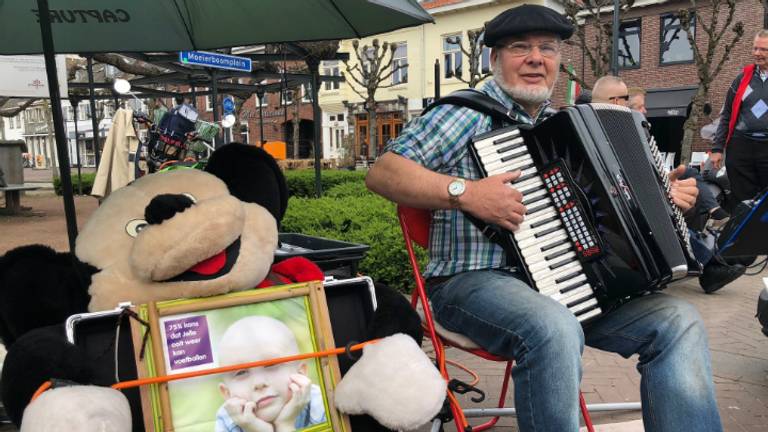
[525,47,545,64]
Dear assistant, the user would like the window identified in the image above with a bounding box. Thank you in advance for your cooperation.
[475,32,491,74]
[392,42,408,85]
[660,13,695,65]
[301,84,311,103]
[282,89,295,105]
[443,34,463,79]
[335,129,343,149]
[337,113,344,121]
[362,47,375,75]
[76,105,90,121]
[65,106,74,122]
[205,90,213,112]
[323,61,340,91]
[240,123,249,144]
[619,19,641,69]
[256,91,267,107]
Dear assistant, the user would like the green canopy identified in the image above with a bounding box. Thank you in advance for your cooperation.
[0,0,433,55]
[1,0,432,251]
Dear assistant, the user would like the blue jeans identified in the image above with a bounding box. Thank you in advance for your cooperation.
[428,269,722,432]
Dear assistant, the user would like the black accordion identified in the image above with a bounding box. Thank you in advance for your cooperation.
[469,104,699,324]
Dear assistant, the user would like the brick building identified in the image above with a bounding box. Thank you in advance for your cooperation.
[190,85,315,159]
[552,0,766,161]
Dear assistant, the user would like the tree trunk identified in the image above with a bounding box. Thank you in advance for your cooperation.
[0,117,5,140]
[680,88,708,165]
[292,99,301,158]
[43,100,58,176]
[367,103,377,159]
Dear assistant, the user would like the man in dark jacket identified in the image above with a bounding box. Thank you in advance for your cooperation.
[711,30,768,202]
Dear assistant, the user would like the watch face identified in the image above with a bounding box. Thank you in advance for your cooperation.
[448,180,465,196]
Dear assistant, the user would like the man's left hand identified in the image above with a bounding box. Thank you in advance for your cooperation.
[668,165,698,212]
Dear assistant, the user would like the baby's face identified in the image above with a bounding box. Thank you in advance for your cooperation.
[222,362,299,422]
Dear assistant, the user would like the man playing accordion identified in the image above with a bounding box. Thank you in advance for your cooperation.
[366,5,721,432]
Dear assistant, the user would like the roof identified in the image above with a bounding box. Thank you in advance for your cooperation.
[645,85,697,117]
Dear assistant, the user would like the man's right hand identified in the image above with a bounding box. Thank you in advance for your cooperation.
[461,170,527,232]
[709,152,723,170]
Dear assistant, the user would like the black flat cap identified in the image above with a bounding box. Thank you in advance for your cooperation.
[484,4,574,47]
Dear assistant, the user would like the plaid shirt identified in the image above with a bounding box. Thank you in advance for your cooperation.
[385,80,552,278]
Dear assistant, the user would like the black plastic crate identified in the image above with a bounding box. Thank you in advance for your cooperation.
[276,233,369,276]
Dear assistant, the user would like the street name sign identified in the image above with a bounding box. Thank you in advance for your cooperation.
[178,51,252,72]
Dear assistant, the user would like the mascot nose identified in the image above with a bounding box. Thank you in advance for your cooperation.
[145,194,195,225]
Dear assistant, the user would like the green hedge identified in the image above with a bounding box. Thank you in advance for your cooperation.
[283,169,366,198]
[282,183,427,293]
[53,172,96,196]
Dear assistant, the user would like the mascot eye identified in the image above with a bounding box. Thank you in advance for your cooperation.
[182,193,197,203]
[125,219,149,237]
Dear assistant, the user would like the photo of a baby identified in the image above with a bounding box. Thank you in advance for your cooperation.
[215,316,326,432]
[153,293,340,432]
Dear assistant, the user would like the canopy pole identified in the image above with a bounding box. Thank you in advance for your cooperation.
[71,98,83,195]
[189,76,197,108]
[211,70,220,148]
[86,56,102,167]
[37,0,78,251]
[282,48,289,147]
[308,58,322,198]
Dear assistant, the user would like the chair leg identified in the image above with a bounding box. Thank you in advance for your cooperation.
[469,360,513,431]
[580,391,595,432]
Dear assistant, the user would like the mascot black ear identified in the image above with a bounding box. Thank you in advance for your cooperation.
[1,325,103,427]
[205,143,288,224]
[0,245,96,347]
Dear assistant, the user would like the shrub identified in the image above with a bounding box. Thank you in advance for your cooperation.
[324,181,372,198]
[282,191,427,293]
[53,172,96,196]
[283,169,366,198]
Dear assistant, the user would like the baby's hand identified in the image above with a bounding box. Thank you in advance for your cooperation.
[274,374,312,432]
[224,397,274,432]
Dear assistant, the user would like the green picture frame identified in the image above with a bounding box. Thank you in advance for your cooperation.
[131,281,350,432]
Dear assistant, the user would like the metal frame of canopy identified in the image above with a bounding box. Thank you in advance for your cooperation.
[26,0,361,251]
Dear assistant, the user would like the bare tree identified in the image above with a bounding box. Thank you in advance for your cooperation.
[678,0,744,164]
[558,0,636,89]
[448,30,492,88]
[343,39,405,158]
[0,98,37,118]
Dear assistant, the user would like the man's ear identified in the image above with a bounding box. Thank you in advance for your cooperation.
[490,47,498,66]
[219,382,231,399]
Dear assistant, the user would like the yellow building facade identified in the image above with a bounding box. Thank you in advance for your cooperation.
[319,0,559,161]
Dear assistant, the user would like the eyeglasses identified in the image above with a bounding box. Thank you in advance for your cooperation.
[753,46,768,53]
[497,41,561,58]
[610,95,630,101]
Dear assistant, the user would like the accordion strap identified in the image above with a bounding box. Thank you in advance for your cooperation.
[422,88,517,129]
[423,89,523,267]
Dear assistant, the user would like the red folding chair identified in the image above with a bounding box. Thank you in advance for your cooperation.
[397,205,595,432]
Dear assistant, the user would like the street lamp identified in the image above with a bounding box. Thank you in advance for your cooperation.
[256,86,266,145]
[611,0,620,76]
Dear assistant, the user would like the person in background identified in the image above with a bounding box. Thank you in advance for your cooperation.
[591,75,629,106]
[628,87,647,115]
[152,98,168,125]
[711,29,768,202]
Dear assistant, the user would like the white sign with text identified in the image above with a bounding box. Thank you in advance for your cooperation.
[0,55,68,98]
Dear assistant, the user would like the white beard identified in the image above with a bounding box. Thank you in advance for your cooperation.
[492,56,557,106]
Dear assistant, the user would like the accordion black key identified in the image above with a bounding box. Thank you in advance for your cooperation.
[469,104,698,323]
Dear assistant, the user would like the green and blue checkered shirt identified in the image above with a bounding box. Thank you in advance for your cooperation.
[385,80,552,278]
